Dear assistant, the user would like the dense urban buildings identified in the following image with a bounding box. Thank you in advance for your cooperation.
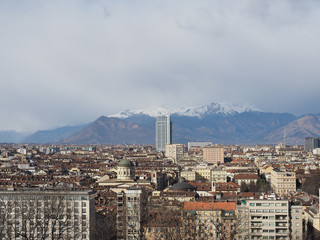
[155,115,172,152]
[0,141,319,239]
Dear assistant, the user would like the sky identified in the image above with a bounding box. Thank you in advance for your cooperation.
[1,0,320,132]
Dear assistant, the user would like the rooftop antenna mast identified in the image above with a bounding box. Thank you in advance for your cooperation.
[283,127,286,148]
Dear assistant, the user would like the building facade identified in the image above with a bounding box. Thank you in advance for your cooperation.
[270,169,296,197]
[305,137,320,152]
[211,166,227,183]
[237,199,303,240]
[117,187,147,240]
[203,146,224,165]
[156,115,172,152]
[183,201,237,240]
[165,144,184,163]
[187,142,212,151]
[0,189,94,240]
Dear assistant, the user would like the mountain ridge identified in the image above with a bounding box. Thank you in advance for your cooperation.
[4,103,319,145]
[109,102,261,119]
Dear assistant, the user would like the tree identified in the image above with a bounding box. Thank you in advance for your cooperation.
[0,193,90,240]
[212,210,248,240]
[92,211,117,240]
[240,182,249,192]
[144,208,184,240]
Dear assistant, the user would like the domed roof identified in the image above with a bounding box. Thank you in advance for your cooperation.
[169,181,196,191]
[118,159,134,167]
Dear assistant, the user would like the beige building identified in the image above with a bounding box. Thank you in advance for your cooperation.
[180,170,196,181]
[211,166,227,183]
[237,199,303,240]
[181,164,227,182]
[165,144,185,163]
[270,169,296,197]
[194,164,212,181]
[203,146,224,165]
[183,202,237,240]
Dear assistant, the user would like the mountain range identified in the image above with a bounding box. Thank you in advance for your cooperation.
[2,102,320,145]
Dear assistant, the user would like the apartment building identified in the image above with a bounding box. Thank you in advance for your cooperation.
[181,165,227,182]
[183,201,237,240]
[270,169,296,197]
[117,187,147,240]
[211,166,227,183]
[203,146,224,165]
[0,188,95,240]
[237,199,303,240]
[165,144,184,163]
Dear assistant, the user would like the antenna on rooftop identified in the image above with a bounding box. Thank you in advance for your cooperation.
[283,127,286,148]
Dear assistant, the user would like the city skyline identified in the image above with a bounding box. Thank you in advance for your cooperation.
[1,1,320,132]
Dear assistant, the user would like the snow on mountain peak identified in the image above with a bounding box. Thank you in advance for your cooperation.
[109,102,260,119]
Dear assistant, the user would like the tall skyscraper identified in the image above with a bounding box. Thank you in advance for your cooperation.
[156,115,172,152]
[305,137,320,151]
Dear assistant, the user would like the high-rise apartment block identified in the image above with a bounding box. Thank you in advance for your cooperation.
[156,115,172,152]
[0,189,94,240]
[237,199,303,240]
[203,145,224,165]
[165,143,184,163]
[117,187,147,240]
[270,169,296,197]
[305,137,320,152]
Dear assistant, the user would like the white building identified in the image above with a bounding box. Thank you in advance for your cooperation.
[0,189,95,240]
[165,143,184,163]
[237,199,303,240]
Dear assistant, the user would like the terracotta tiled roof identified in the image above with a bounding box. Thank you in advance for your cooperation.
[183,201,236,211]
[234,174,259,180]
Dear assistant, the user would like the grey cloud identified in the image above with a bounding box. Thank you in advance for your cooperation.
[0,0,320,132]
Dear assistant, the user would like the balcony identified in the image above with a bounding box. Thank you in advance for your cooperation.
[275,215,287,221]
[251,223,262,227]
[275,229,288,235]
[275,223,287,227]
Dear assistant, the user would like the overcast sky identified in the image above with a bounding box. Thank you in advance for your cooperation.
[1,0,320,132]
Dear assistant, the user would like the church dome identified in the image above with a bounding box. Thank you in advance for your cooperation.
[169,181,196,191]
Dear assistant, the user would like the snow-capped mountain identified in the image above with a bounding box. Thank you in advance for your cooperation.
[109,102,261,119]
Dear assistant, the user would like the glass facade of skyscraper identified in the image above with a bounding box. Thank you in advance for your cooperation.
[156,115,172,152]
